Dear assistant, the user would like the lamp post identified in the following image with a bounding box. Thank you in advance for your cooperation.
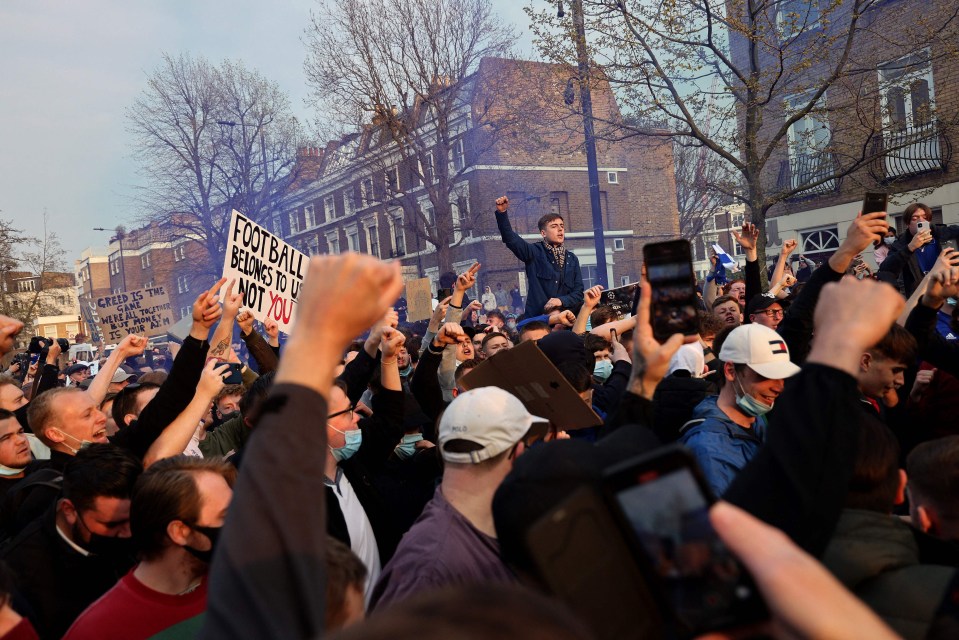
[94,226,127,292]
[558,0,609,288]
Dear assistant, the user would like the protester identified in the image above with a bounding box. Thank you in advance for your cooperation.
[480,332,510,359]
[494,196,584,317]
[711,295,742,327]
[745,294,784,330]
[906,436,959,541]
[880,202,959,295]
[0,410,33,496]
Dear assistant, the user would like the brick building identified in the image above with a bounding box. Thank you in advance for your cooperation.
[723,0,959,269]
[278,57,680,298]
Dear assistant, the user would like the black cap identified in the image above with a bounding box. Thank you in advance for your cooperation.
[63,363,90,376]
[536,331,589,371]
[745,293,781,317]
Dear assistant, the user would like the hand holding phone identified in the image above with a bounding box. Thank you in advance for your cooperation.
[643,240,699,343]
[861,191,888,216]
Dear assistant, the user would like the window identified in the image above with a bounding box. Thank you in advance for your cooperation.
[344,188,356,217]
[177,275,189,294]
[367,223,380,258]
[878,50,939,179]
[420,152,435,184]
[389,210,406,257]
[143,280,154,289]
[307,236,319,256]
[785,92,834,192]
[732,234,745,256]
[451,139,466,172]
[607,171,618,184]
[799,225,840,263]
[582,265,601,290]
[421,201,435,227]
[621,276,630,286]
[180,306,191,320]
[324,195,336,221]
[141,253,151,269]
[361,177,375,205]
[385,166,400,194]
[347,231,360,252]
[451,186,472,244]
[109,260,118,275]
[613,238,625,251]
[777,0,820,38]
[730,212,746,229]
[326,233,340,255]
[305,205,317,228]
[288,211,300,234]
[272,218,282,237]
[174,245,186,262]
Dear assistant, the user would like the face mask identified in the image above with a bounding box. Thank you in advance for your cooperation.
[74,514,135,558]
[948,298,957,306]
[184,524,221,564]
[593,360,613,383]
[883,236,896,245]
[399,363,413,378]
[0,464,25,477]
[394,433,424,460]
[734,376,773,418]
[217,411,240,423]
[329,426,362,462]
[507,321,517,330]
[57,430,94,454]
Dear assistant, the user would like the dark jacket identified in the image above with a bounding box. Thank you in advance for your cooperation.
[878,223,959,295]
[240,328,278,375]
[821,509,955,640]
[906,301,959,379]
[776,260,843,364]
[1,506,132,640]
[496,212,584,317]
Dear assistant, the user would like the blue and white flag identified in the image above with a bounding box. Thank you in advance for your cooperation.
[711,244,736,267]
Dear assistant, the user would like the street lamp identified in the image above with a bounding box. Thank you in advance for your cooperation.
[557,0,609,288]
[94,226,127,292]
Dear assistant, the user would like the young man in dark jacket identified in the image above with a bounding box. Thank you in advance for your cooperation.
[879,202,959,295]
[495,195,584,318]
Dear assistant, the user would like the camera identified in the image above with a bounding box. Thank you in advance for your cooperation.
[27,336,51,355]
[56,338,70,353]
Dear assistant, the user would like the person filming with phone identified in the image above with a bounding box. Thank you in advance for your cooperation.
[878,202,959,295]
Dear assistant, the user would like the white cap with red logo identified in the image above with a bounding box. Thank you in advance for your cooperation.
[719,324,801,380]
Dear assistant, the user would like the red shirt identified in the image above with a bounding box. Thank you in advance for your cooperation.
[63,569,207,640]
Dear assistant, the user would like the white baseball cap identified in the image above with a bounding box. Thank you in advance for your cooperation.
[719,324,801,380]
[438,387,547,464]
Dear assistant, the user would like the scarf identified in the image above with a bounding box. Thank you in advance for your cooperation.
[544,240,567,270]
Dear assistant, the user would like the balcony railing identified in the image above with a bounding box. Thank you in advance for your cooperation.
[777,152,842,199]
[868,123,952,184]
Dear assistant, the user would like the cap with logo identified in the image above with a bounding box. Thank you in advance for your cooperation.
[719,324,801,380]
[438,387,547,464]
[745,293,782,317]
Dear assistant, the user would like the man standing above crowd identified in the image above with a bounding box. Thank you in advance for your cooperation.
[495,195,583,317]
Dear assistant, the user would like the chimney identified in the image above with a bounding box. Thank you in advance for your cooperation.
[291,146,324,190]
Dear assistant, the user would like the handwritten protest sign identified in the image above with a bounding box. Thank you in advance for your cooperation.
[404,277,433,322]
[222,210,306,333]
[96,286,174,342]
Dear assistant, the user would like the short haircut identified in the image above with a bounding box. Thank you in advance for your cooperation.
[904,202,932,222]
[325,536,367,630]
[582,334,610,355]
[589,305,618,328]
[518,321,549,340]
[0,409,16,423]
[556,361,591,393]
[712,326,739,389]
[481,332,508,351]
[845,420,901,513]
[454,358,482,382]
[906,436,959,526]
[62,444,142,513]
[0,375,17,393]
[214,384,246,406]
[28,387,82,443]
[112,383,162,427]
[486,310,505,323]
[868,324,917,365]
[711,295,741,311]
[239,371,275,425]
[131,455,237,561]
[723,278,745,295]
[137,371,168,386]
[537,213,563,232]
[698,311,726,338]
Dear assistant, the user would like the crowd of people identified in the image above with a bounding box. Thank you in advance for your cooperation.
[0,196,956,639]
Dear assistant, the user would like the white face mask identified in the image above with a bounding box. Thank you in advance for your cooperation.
[883,236,896,246]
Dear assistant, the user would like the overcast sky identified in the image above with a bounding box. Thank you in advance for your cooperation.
[0,0,535,265]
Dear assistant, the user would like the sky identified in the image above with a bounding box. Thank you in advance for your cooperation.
[0,0,535,266]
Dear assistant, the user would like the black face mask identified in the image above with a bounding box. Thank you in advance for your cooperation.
[183,524,221,564]
[74,517,135,559]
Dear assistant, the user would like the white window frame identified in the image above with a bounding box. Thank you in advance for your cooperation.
[272,218,282,237]
[326,232,340,255]
[366,221,380,258]
[613,238,625,251]
[324,195,336,222]
[385,166,401,194]
[451,138,466,173]
[777,0,820,39]
[346,225,360,252]
[361,177,375,206]
[305,204,316,228]
[606,171,618,184]
[344,187,356,217]
[141,253,151,269]
[388,209,406,258]
[288,211,300,235]
[174,245,186,262]
[177,275,189,294]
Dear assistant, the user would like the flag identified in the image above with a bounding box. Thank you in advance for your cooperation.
[711,244,736,267]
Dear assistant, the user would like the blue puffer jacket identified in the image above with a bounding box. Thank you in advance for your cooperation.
[678,396,766,497]
[496,212,584,317]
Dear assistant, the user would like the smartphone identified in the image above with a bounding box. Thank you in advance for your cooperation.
[526,486,666,640]
[643,240,699,343]
[223,363,244,385]
[917,220,930,234]
[437,287,453,301]
[862,192,888,215]
[603,445,768,636]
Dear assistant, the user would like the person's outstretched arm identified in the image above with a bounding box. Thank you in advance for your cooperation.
[905,252,959,378]
[201,254,405,640]
[733,223,761,301]
[236,311,279,375]
[725,277,905,556]
[494,196,533,263]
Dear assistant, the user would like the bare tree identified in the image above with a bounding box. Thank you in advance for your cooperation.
[673,139,738,239]
[128,53,303,281]
[528,0,959,282]
[304,0,522,274]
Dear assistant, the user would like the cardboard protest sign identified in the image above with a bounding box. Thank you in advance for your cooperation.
[96,286,174,342]
[405,277,433,322]
[222,210,306,333]
[459,340,602,431]
[599,282,640,319]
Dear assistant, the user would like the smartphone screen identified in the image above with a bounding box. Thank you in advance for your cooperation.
[862,192,887,215]
[223,363,244,385]
[644,240,699,343]
[604,447,767,636]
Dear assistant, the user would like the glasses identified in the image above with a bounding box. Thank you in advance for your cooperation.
[327,405,355,421]
[758,309,784,318]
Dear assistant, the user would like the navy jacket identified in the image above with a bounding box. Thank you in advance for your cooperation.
[878,223,959,295]
[496,212,584,317]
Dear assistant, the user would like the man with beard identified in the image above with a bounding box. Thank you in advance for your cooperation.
[63,456,234,639]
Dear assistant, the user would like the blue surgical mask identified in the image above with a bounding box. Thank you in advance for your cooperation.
[593,359,613,383]
[329,426,362,462]
[734,376,773,418]
[0,464,25,477]
[399,363,413,378]
[394,433,424,460]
